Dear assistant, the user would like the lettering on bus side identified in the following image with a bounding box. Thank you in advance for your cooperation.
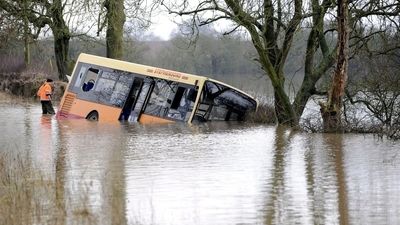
[147,68,190,81]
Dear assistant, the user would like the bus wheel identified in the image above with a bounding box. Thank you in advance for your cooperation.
[86,111,99,121]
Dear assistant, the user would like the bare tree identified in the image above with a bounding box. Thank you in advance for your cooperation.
[320,0,349,132]
[0,0,72,80]
[161,0,400,126]
[346,52,400,139]
[0,2,41,66]
[0,10,19,50]
[161,0,333,125]
[0,0,103,80]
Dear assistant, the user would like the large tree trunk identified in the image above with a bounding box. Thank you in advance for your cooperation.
[293,53,336,118]
[51,0,70,81]
[24,23,31,66]
[259,58,299,125]
[320,0,349,132]
[104,0,126,59]
[54,34,70,81]
[293,84,315,118]
[273,83,298,125]
[293,26,322,118]
[294,0,336,122]
[23,0,30,66]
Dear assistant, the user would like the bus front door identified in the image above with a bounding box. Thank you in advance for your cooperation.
[127,77,153,122]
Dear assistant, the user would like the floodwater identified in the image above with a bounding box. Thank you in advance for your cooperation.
[1,94,399,225]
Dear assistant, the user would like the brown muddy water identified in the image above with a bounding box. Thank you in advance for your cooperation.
[0,93,399,225]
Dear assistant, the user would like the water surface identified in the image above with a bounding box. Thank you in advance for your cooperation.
[0,94,399,225]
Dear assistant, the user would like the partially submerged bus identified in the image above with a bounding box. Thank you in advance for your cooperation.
[57,53,258,124]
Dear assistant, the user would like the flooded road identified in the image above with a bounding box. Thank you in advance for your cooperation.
[1,94,399,225]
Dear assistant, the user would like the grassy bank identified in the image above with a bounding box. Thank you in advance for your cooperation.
[0,73,66,101]
[246,103,276,124]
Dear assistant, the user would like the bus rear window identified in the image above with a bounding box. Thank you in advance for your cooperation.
[82,68,99,92]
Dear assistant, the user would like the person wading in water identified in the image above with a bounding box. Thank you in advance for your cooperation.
[37,78,55,114]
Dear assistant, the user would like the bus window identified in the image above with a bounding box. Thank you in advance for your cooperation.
[167,88,197,121]
[94,71,118,104]
[144,79,178,118]
[129,77,153,122]
[209,105,229,121]
[82,68,100,92]
[120,77,144,120]
[142,79,197,121]
[170,87,186,110]
[193,81,257,122]
[110,73,134,107]
[74,66,87,88]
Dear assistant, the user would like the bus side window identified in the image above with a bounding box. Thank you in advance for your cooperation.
[186,88,197,102]
[170,87,186,110]
[82,68,100,92]
[168,87,197,121]
[145,79,178,118]
[74,66,87,88]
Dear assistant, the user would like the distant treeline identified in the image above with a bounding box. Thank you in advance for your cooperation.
[0,32,275,95]
[0,29,398,98]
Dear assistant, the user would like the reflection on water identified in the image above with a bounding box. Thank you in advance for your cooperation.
[1,96,400,225]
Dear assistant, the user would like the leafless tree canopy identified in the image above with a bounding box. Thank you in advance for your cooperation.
[161,0,400,126]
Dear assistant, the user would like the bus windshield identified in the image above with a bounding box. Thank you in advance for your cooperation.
[193,81,257,122]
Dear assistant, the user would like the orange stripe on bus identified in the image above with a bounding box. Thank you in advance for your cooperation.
[139,114,175,124]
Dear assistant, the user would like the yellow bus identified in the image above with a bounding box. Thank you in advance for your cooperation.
[57,53,258,124]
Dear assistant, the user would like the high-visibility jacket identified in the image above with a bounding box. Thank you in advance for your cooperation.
[37,82,53,101]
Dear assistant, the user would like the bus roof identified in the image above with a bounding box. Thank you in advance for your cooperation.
[77,53,206,86]
[77,53,257,104]
[208,78,257,102]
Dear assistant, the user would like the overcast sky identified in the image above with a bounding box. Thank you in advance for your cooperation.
[147,14,178,40]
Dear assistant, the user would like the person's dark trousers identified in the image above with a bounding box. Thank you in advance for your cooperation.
[41,101,55,114]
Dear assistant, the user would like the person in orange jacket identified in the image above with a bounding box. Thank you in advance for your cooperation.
[37,78,55,114]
